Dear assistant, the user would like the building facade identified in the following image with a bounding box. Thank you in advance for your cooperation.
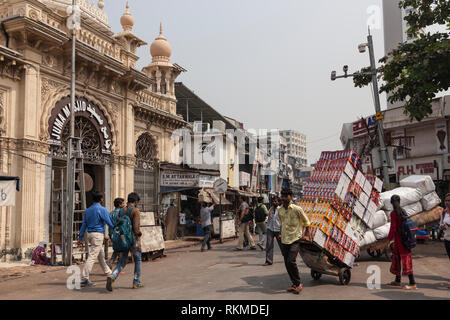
[280,130,307,166]
[0,0,187,261]
[341,95,450,196]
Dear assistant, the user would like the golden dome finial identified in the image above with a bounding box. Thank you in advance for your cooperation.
[120,1,134,32]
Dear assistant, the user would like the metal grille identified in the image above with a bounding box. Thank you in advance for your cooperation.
[134,133,158,214]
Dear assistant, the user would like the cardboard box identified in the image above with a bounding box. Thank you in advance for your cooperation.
[359,192,370,209]
[344,251,355,267]
[363,179,373,197]
[374,177,383,192]
[313,228,328,248]
[344,161,356,179]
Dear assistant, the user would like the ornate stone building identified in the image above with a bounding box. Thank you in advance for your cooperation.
[0,0,187,260]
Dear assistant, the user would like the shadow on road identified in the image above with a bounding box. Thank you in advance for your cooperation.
[216,273,290,295]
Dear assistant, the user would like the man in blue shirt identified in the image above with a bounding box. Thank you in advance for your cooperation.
[78,191,114,287]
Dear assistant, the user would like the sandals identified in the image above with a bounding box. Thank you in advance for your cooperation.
[402,284,418,290]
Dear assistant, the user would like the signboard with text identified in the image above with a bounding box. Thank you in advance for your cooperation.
[160,170,199,187]
[396,156,442,181]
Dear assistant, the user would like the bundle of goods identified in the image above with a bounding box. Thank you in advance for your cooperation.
[399,175,441,211]
[410,206,444,227]
[299,150,383,268]
[361,175,442,248]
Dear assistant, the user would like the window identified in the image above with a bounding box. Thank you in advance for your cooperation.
[134,133,159,213]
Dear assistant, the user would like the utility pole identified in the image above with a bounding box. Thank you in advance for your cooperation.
[331,30,391,189]
[63,0,78,266]
[366,31,391,189]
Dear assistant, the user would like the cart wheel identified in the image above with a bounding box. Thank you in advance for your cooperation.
[367,249,375,257]
[338,268,351,285]
[375,250,382,258]
[311,270,322,280]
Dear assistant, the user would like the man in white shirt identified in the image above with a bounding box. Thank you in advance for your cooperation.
[264,196,282,266]
[200,202,215,252]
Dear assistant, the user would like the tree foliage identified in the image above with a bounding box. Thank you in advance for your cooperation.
[353,0,450,121]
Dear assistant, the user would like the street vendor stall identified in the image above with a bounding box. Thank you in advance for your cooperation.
[199,186,236,241]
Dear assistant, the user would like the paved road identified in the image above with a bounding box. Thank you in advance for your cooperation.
[0,239,449,300]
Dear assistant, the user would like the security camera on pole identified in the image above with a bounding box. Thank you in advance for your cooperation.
[330,29,391,190]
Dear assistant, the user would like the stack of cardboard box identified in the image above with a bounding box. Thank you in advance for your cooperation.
[298,150,383,268]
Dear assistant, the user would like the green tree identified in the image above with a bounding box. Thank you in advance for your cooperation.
[353,0,450,121]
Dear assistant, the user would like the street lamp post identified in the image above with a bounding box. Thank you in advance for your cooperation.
[331,31,391,189]
[63,0,78,266]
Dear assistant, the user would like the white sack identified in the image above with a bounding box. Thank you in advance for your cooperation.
[360,230,377,247]
[400,175,435,196]
[384,210,392,222]
[371,211,388,229]
[373,223,391,240]
[380,187,422,211]
[377,198,384,211]
[403,201,423,218]
[420,191,441,211]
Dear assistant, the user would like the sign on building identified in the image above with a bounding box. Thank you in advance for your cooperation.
[160,170,199,187]
[396,156,442,181]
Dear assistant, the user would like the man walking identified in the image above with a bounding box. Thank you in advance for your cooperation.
[264,196,282,266]
[254,196,269,250]
[278,188,311,294]
[200,202,215,252]
[78,191,115,287]
[106,197,125,268]
[235,196,256,251]
[107,192,144,291]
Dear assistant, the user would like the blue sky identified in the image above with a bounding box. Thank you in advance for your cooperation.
[104,0,386,164]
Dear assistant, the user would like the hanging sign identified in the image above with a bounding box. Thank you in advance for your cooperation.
[48,96,113,154]
[0,180,18,206]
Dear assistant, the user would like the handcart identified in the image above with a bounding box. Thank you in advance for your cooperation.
[299,240,352,285]
[359,238,393,261]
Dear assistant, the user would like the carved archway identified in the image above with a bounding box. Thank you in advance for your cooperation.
[40,87,119,154]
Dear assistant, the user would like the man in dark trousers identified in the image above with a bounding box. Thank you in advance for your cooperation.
[278,188,311,294]
[107,192,143,291]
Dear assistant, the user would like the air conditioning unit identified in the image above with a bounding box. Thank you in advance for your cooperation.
[193,121,210,133]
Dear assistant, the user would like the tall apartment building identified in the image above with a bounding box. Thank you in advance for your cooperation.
[280,130,307,166]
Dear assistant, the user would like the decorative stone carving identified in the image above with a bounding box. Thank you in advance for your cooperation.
[28,9,40,21]
[0,91,5,136]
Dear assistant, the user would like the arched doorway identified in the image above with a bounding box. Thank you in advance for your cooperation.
[48,96,113,246]
[134,133,159,215]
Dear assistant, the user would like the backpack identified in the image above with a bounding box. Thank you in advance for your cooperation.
[111,207,134,252]
[400,211,419,250]
[254,204,267,223]
[241,207,254,223]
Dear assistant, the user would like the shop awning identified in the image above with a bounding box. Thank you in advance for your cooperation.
[198,188,232,205]
[229,187,260,198]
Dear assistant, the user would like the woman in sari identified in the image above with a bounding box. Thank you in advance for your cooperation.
[31,241,51,265]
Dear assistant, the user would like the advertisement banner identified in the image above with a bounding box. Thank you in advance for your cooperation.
[435,121,448,154]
